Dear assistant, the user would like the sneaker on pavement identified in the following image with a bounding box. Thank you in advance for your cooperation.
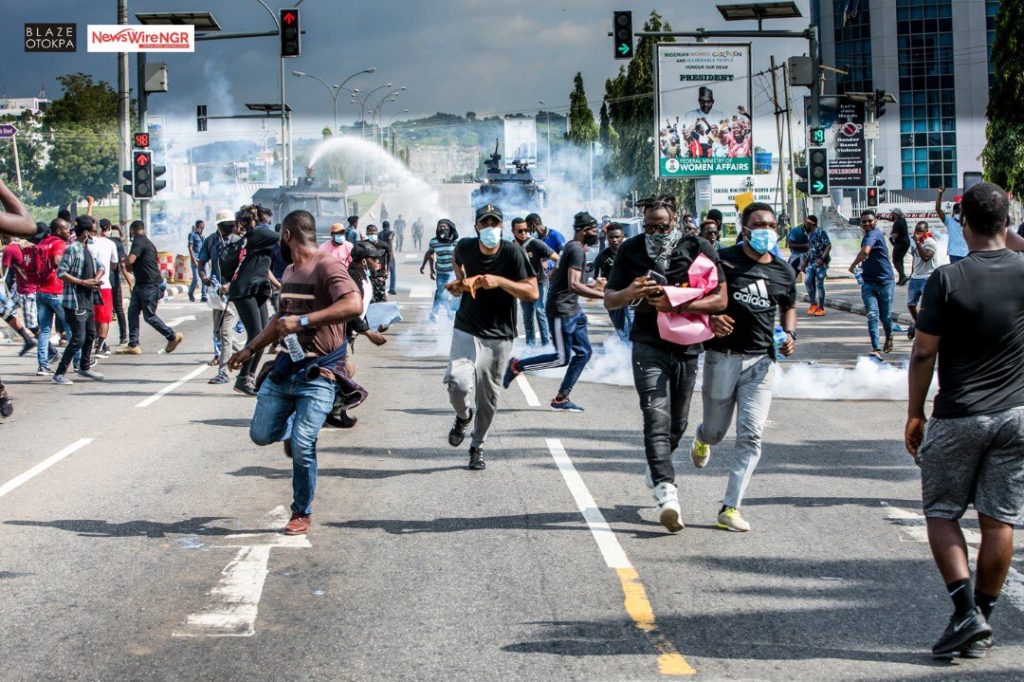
[117,345,142,355]
[448,409,474,447]
[653,482,684,533]
[283,512,311,535]
[813,307,825,317]
[806,304,819,315]
[717,506,751,532]
[18,340,37,357]
[208,371,229,385]
[550,398,584,412]
[36,366,52,376]
[502,358,520,389]
[233,378,258,396]
[690,435,711,468]
[932,608,992,658]
[960,635,995,659]
[644,467,655,489]
[52,374,73,386]
[77,368,105,381]
[468,446,486,470]
[164,332,184,354]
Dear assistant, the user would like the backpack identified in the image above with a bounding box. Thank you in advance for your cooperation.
[218,236,245,283]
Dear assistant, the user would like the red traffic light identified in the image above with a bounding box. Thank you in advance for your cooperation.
[135,153,149,166]
[134,132,150,148]
[282,11,296,24]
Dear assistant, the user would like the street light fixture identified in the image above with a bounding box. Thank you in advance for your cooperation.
[292,67,375,134]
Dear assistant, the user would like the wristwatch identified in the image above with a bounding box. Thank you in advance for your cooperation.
[299,315,310,329]
[784,329,797,340]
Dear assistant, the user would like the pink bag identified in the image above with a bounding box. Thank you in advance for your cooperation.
[656,253,719,345]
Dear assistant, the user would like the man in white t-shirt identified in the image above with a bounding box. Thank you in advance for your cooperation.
[87,227,120,357]
[906,220,938,340]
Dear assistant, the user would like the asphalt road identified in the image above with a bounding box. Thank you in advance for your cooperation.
[1,255,1022,681]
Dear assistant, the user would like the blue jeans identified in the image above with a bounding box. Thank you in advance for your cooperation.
[388,256,397,293]
[249,371,337,515]
[35,292,71,368]
[432,271,456,318]
[805,263,827,307]
[517,311,592,397]
[521,280,550,346]
[860,280,894,350]
[188,263,205,300]
[608,306,634,342]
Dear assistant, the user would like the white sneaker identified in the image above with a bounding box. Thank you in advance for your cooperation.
[653,482,684,533]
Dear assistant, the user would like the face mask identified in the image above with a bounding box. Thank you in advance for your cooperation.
[86,237,95,245]
[332,234,345,245]
[583,233,598,247]
[279,238,293,264]
[478,227,501,248]
[747,228,777,255]
[644,229,681,267]
[367,234,378,243]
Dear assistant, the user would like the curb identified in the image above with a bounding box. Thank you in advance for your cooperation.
[801,293,914,326]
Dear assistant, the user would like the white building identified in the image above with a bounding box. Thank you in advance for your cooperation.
[0,97,50,117]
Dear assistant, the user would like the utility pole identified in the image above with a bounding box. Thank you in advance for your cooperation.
[11,136,22,191]
[117,0,131,227]
[769,56,787,220]
[781,60,797,221]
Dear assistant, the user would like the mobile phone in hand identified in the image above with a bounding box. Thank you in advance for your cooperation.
[645,269,668,285]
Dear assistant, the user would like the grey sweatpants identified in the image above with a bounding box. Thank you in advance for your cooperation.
[212,303,243,372]
[696,350,776,509]
[444,328,511,449]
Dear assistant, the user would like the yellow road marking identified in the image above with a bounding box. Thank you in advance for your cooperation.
[617,568,695,676]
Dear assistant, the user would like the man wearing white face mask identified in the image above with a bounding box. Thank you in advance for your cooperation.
[444,203,537,471]
[690,202,797,533]
[319,222,353,268]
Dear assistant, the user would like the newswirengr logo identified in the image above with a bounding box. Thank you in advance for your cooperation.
[87,25,194,53]
[733,280,772,309]
[24,23,77,52]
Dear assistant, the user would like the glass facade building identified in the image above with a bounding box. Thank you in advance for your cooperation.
[833,0,873,93]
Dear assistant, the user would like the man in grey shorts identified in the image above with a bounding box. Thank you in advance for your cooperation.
[906,182,1024,659]
[444,204,537,471]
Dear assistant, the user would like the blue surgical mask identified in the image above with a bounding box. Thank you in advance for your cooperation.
[367,234,378,243]
[332,234,345,245]
[478,227,501,248]
[747,228,777,255]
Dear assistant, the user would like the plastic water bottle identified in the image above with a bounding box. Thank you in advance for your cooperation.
[853,267,864,286]
[283,333,305,362]
[773,325,789,360]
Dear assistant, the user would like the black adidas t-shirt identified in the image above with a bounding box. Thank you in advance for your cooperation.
[454,238,533,340]
[607,233,723,355]
[706,244,796,358]
[916,249,1024,418]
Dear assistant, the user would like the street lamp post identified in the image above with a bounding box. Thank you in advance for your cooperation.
[539,100,551,179]
[292,67,375,134]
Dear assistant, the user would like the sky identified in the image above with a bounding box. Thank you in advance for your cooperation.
[2,0,812,141]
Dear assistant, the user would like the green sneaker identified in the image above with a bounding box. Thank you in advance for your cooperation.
[717,506,750,532]
[690,436,711,468]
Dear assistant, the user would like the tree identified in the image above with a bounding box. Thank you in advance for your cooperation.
[43,73,118,129]
[567,72,598,147]
[982,1,1024,198]
[604,11,694,211]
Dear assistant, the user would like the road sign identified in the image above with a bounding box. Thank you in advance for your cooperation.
[0,124,19,139]
[805,97,866,188]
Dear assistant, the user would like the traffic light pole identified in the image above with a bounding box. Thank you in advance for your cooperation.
[137,51,150,227]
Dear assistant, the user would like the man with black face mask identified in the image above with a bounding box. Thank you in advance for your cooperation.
[504,212,605,412]
[421,219,458,322]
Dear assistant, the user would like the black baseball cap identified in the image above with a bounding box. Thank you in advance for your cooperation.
[475,203,503,222]
[351,240,384,261]
[573,212,598,229]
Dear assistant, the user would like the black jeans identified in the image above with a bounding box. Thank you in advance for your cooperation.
[56,306,96,376]
[631,341,700,486]
[234,293,270,381]
[111,273,127,343]
[892,242,910,281]
[128,284,174,347]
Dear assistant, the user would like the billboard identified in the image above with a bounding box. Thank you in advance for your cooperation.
[656,43,752,178]
[805,96,866,187]
[503,117,537,168]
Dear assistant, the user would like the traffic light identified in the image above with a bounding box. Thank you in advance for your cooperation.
[808,146,829,196]
[197,105,207,132]
[152,162,167,195]
[280,9,300,58]
[866,186,878,207]
[810,127,826,145]
[613,11,633,60]
[795,165,808,195]
[874,89,887,119]
[132,149,153,198]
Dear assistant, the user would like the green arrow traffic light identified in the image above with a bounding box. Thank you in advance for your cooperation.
[618,43,630,55]
[812,180,826,193]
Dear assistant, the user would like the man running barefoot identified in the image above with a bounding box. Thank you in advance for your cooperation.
[504,212,604,412]
[604,194,726,532]
[689,202,797,533]
[444,204,536,471]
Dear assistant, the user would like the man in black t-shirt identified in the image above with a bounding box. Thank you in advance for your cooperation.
[605,195,727,533]
[511,216,558,346]
[593,222,633,341]
[689,202,797,534]
[906,182,1024,658]
[118,220,180,355]
[444,204,537,470]
[504,212,605,411]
